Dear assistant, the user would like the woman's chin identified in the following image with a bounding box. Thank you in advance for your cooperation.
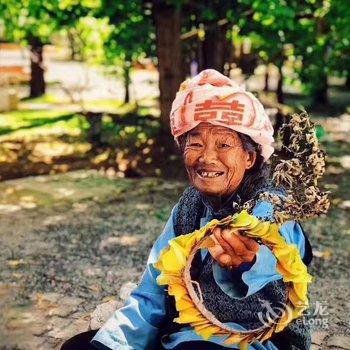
[192,181,225,197]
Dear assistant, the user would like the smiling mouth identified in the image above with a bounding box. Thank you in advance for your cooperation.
[196,169,225,179]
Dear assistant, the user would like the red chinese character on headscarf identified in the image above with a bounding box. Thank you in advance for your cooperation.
[193,99,245,125]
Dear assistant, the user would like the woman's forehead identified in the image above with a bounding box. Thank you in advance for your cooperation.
[189,123,238,137]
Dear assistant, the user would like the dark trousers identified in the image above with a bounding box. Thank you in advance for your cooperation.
[60,330,98,350]
[61,329,234,350]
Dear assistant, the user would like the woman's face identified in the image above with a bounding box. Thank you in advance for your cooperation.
[183,123,256,198]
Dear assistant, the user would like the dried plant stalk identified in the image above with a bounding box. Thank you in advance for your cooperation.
[249,111,330,224]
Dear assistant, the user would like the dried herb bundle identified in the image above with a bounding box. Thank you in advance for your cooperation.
[258,112,330,223]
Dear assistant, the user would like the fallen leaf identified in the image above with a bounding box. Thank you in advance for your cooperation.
[313,250,332,260]
[7,259,25,268]
[339,200,350,210]
[89,285,102,294]
[340,155,350,169]
[325,166,344,175]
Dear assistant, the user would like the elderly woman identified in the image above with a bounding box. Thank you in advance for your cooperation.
[62,70,312,350]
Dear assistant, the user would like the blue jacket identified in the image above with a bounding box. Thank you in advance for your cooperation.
[91,199,309,350]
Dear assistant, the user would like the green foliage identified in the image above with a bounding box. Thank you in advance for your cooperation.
[101,0,155,65]
[0,0,55,43]
[315,125,326,140]
[1,0,348,105]
[75,16,113,65]
[92,0,155,101]
[223,0,349,101]
[0,0,155,103]
[0,0,98,44]
[59,0,102,10]
[0,109,88,139]
[319,0,350,77]
[287,0,350,101]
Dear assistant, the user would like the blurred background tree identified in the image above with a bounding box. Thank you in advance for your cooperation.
[100,0,155,104]
[293,0,350,105]
[0,0,100,97]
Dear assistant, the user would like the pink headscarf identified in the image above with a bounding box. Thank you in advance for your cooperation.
[169,69,274,161]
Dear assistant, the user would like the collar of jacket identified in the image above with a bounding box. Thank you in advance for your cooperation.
[201,191,242,220]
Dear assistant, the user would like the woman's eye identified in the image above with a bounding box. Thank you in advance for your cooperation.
[219,143,231,148]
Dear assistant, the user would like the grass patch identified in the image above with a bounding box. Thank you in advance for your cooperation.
[21,93,62,104]
[0,110,89,141]
[86,99,124,110]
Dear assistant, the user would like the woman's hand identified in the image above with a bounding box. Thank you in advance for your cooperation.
[208,227,260,269]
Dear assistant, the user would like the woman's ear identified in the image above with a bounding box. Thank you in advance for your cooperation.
[245,151,257,170]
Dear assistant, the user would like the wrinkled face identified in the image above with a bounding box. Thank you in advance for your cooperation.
[183,123,256,198]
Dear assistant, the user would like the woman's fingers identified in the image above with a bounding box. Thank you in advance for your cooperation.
[208,234,225,259]
[240,251,256,263]
[217,253,243,268]
[218,253,231,265]
[222,230,247,256]
[209,227,260,267]
[239,235,260,253]
[213,227,236,257]
[222,229,260,255]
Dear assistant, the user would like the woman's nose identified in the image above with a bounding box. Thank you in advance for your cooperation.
[198,145,218,164]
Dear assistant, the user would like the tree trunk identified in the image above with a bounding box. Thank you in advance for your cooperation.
[85,112,103,148]
[313,18,329,105]
[202,23,227,74]
[29,36,45,98]
[264,65,270,92]
[345,71,350,88]
[123,63,131,104]
[153,2,183,133]
[197,38,204,72]
[68,29,80,61]
[274,110,285,138]
[274,65,285,137]
[276,65,284,104]
[313,72,328,105]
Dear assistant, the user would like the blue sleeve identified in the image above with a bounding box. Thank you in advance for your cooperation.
[212,200,307,299]
[91,204,178,350]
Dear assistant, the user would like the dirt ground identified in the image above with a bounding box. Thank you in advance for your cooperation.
[0,172,188,349]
